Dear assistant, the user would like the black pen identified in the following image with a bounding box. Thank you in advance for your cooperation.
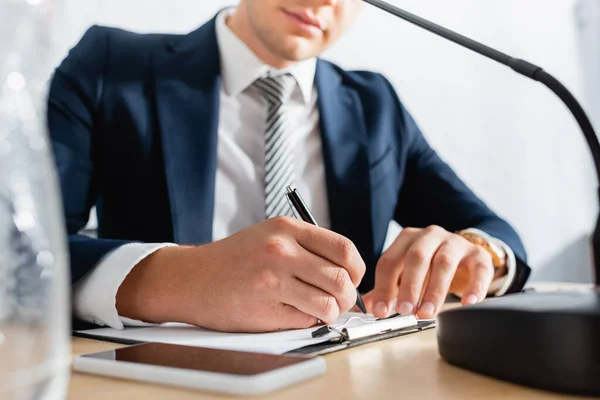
[285,185,368,315]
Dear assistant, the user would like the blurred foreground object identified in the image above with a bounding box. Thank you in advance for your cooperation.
[0,0,70,399]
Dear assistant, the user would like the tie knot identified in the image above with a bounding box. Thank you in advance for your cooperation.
[254,73,297,105]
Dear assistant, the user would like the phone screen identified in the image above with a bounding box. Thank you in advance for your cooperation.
[83,343,313,376]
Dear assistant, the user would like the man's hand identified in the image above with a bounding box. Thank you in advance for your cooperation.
[116,217,366,333]
[363,226,497,319]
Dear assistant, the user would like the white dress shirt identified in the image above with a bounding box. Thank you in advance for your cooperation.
[72,9,516,329]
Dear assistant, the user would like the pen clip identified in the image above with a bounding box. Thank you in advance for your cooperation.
[285,185,319,226]
[285,190,299,219]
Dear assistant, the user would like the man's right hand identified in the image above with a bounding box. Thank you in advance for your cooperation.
[116,217,366,333]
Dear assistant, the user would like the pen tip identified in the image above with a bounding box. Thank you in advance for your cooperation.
[356,292,368,314]
[286,185,295,194]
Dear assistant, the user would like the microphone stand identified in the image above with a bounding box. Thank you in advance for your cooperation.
[362,0,600,395]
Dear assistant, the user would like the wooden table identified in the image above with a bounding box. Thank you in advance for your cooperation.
[68,287,591,400]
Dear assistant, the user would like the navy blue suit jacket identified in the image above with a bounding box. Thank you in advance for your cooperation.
[48,16,530,294]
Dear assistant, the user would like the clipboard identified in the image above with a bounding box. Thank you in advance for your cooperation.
[74,313,435,356]
[289,314,436,356]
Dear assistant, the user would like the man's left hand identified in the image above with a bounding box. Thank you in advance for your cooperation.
[362,226,500,319]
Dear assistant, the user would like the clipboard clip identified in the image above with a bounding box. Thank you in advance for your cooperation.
[311,313,427,341]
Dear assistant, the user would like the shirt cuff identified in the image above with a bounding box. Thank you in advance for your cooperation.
[72,242,177,329]
[461,228,517,297]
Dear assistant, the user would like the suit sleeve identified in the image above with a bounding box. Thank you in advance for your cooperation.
[47,26,135,286]
[382,76,531,293]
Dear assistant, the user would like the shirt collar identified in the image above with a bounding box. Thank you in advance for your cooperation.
[215,8,316,104]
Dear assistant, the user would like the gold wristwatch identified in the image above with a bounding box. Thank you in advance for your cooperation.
[458,230,507,271]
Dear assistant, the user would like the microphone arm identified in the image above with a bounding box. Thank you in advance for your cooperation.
[362,0,600,285]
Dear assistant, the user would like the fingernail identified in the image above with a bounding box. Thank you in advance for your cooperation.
[398,301,414,315]
[374,302,388,316]
[466,294,479,305]
[419,302,435,317]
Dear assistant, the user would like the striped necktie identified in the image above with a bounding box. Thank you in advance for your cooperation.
[254,74,297,219]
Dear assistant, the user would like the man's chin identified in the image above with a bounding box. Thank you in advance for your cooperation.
[277,38,322,62]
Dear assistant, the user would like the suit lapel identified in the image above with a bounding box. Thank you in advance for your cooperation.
[154,18,221,245]
[316,61,375,290]
[152,24,378,266]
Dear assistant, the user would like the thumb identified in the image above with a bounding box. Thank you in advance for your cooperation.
[369,253,406,318]
[369,284,400,318]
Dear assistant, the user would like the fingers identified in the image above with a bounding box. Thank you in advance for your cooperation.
[256,217,364,327]
[448,264,471,294]
[282,278,342,324]
[293,248,357,314]
[461,247,495,306]
[290,219,366,286]
[369,228,420,317]
[395,227,447,316]
[416,238,465,318]
[275,304,320,331]
[267,219,496,326]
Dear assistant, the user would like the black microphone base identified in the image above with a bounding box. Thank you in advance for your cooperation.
[437,290,600,396]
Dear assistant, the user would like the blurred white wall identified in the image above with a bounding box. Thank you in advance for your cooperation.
[576,0,600,130]
[55,0,599,279]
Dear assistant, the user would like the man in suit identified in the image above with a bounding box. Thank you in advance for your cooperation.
[48,0,530,332]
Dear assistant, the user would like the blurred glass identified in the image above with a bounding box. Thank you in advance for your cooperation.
[0,0,70,399]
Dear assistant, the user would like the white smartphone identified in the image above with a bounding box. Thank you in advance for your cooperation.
[74,343,326,396]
